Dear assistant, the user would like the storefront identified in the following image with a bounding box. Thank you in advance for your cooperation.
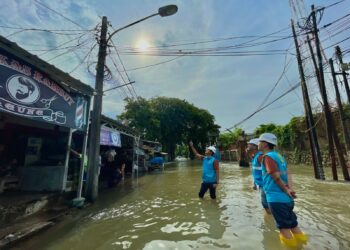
[0,35,93,193]
[100,115,138,175]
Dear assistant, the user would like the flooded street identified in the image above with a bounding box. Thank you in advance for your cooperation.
[19,161,350,250]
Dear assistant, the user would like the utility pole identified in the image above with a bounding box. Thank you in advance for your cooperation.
[329,58,350,154]
[292,20,323,179]
[84,6,178,200]
[335,46,350,104]
[86,16,108,201]
[311,5,350,181]
[307,36,337,179]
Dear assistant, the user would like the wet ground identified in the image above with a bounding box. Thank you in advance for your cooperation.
[17,161,350,250]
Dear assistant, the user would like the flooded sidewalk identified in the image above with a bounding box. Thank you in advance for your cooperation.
[17,161,350,250]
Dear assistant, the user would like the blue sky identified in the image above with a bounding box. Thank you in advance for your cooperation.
[0,0,349,133]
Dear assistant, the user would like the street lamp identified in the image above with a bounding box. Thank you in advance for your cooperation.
[86,5,178,201]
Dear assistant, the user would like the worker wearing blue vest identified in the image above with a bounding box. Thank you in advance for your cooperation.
[189,141,219,199]
[258,133,308,247]
[247,138,270,214]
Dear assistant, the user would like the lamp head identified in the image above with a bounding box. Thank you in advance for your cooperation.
[158,5,178,17]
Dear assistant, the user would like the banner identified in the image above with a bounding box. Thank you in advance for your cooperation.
[100,126,121,147]
[0,48,88,130]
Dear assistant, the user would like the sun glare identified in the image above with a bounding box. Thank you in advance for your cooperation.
[136,39,151,51]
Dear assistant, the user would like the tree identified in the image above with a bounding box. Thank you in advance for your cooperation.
[119,97,220,160]
[219,128,244,150]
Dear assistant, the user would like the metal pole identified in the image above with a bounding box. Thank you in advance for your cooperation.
[63,128,73,191]
[86,16,108,201]
[291,20,324,179]
[76,99,92,199]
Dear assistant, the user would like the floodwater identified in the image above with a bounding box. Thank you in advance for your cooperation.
[18,161,350,250]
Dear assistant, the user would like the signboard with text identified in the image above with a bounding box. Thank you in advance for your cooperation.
[100,126,121,147]
[0,48,88,130]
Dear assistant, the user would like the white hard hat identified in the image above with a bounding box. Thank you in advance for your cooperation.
[248,138,259,146]
[258,133,277,145]
[207,146,217,154]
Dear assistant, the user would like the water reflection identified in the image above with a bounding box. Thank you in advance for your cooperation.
[17,162,350,250]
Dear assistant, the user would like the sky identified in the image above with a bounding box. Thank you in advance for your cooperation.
[0,0,349,133]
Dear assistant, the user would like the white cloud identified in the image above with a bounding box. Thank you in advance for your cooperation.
[1,0,348,133]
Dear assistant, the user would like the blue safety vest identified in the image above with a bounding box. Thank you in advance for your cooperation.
[262,151,292,203]
[202,156,217,183]
[252,151,263,187]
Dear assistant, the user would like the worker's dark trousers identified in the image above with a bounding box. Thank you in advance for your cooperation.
[198,182,216,199]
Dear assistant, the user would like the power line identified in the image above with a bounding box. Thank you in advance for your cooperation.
[0,24,91,32]
[46,40,91,62]
[69,43,97,74]
[33,0,86,30]
[123,55,184,72]
[324,0,348,9]
[109,24,138,99]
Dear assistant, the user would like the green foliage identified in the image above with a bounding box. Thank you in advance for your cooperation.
[119,97,220,160]
[175,144,189,157]
[254,118,304,150]
[219,128,244,150]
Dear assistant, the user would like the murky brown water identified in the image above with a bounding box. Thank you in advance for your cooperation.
[18,161,350,250]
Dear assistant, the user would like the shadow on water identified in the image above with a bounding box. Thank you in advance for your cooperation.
[16,162,350,250]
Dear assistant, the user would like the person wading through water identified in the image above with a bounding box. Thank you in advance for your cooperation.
[189,141,219,199]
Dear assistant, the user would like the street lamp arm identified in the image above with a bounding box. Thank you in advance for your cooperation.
[107,13,158,43]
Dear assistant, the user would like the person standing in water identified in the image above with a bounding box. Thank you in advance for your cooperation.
[247,138,270,214]
[189,141,219,199]
[258,133,308,247]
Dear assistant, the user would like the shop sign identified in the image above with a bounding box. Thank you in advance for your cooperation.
[100,127,121,147]
[0,48,88,130]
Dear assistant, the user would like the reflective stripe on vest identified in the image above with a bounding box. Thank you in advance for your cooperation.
[252,151,263,187]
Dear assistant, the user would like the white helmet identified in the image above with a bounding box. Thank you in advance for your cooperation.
[207,146,217,154]
[248,138,259,146]
[258,133,277,145]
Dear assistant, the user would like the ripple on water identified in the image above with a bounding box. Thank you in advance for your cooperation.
[161,221,210,235]
[112,240,132,249]
[144,237,232,250]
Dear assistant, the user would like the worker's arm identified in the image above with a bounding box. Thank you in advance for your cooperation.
[264,156,296,198]
[189,141,204,159]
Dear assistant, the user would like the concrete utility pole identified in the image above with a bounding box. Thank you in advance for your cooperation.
[307,36,337,180]
[86,16,108,201]
[86,5,178,201]
[291,20,324,180]
[311,5,350,181]
[335,46,350,104]
[329,58,350,154]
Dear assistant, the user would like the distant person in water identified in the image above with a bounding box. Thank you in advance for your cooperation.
[247,138,270,214]
[258,133,308,247]
[189,141,219,199]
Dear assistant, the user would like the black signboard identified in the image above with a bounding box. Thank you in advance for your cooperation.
[0,48,88,130]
